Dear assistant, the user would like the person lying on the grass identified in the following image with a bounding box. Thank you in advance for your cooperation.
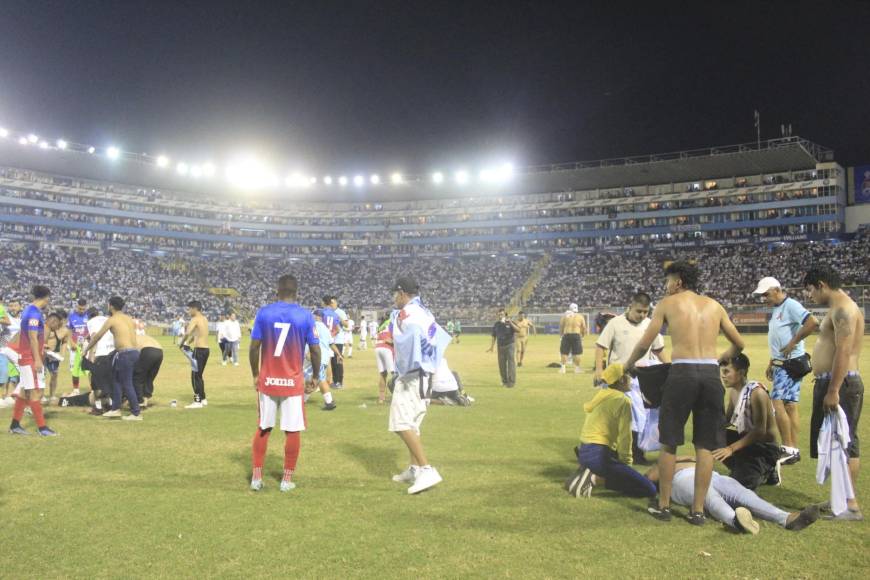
[644,457,820,534]
[712,354,783,489]
[564,363,656,499]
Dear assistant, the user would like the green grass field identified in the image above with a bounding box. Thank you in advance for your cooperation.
[1,333,867,578]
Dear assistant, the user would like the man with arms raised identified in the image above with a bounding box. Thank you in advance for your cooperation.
[249,275,321,492]
[83,296,142,421]
[753,276,817,464]
[625,261,744,525]
[179,300,210,409]
[559,303,586,374]
[805,266,864,520]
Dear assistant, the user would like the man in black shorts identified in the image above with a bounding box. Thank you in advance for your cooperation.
[626,262,744,525]
[559,303,586,374]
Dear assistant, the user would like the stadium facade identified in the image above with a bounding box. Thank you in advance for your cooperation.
[0,136,860,258]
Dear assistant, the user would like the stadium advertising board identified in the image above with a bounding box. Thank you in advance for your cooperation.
[856,165,870,204]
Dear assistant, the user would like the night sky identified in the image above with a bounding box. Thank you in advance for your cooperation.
[1,0,868,174]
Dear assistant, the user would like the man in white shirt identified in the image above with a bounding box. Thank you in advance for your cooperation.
[358,315,368,351]
[85,307,116,414]
[329,297,349,387]
[224,313,242,366]
[595,293,669,464]
[345,317,355,358]
[369,319,377,342]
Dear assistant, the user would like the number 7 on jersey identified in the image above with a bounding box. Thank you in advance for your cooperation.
[273,322,291,356]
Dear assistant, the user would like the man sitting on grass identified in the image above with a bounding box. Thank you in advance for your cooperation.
[712,354,783,489]
[645,458,820,534]
[564,362,656,499]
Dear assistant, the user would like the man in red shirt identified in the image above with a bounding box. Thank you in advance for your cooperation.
[249,275,321,492]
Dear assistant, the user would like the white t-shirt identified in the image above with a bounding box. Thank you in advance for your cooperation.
[595,314,665,365]
[216,320,227,341]
[369,321,377,337]
[347,319,355,336]
[333,307,349,344]
[224,320,242,342]
[86,316,116,357]
[359,320,367,338]
[8,315,21,336]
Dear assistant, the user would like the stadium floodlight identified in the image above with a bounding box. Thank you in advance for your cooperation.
[56,139,68,150]
[0,128,9,138]
[87,146,96,154]
[353,175,365,187]
[190,165,203,178]
[27,134,38,143]
[202,162,216,177]
[324,175,333,185]
[309,176,317,185]
[106,146,121,160]
[18,137,28,145]
[370,174,380,185]
[338,176,348,186]
[156,155,170,168]
[454,170,470,185]
[176,162,189,175]
[38,141,50,149]
[390,172,403,185]
[432,171,444,184]
[225,155,278,190]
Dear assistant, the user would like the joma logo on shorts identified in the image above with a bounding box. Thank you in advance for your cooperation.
[264,377,295,387]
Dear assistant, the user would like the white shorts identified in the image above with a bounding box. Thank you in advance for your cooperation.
[375,348,395,374]
[258,393,306,432]
[389,373,428,434]
[17,365,46,392]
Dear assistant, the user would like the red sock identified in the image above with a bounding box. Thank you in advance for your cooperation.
[29,400,47,428]
[72,377,80,388]
[12,397,27,422]
[252,428,271,471]
[284,431,301,475]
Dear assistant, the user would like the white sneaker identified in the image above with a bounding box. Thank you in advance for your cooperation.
[280,480,296,492]
[201,399,208,407]
[221,361,227,366]
[71,388,80,396]
[233,363,239,367]
[408,467,442,494]
[250,479,263,491]
[392,466,418,483]
[558,366,566,374]
[122,414,143,422]
[102,409,122,418]
[185,402,204,409]
[41,396,49,404]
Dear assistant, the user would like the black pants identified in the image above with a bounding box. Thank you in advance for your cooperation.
[191,347,210,402]
[219,339,228,362]
[331,343,344,384]
[723,430,781,489]
[134,347,164,402]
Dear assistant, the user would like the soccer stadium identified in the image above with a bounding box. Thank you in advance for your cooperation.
[2,3,869,579]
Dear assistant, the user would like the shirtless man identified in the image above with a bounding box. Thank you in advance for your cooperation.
[83,296,142,420]
[43,310,70,404]
[179,300,210,409]
[514,311,536,367]
[625,261,744,525]
[133,333,164,407]
[804,266,864,520]
[559,304,587,374]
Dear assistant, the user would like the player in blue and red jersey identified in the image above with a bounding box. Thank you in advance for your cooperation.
[67,298,89,394]
[249,275,321,492]
[9,285,57,436]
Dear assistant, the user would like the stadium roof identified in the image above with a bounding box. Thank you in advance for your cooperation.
[0,136,832,203]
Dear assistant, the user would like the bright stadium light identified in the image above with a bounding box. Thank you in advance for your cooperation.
[177,162,189,175]
[432,171,444,184]
[156,155,170,168]
[390,172,403,184]
[56,139,68,150]
[18,137,28,145]
[202,162,216,177]
[324,175,333,185]
[87,146,96,154]
[106,146,121,160]
[370,174,380,185]
[0,128,8,138]
[338,176,348,186]
[353,175,365,187]
[38,141,50,149]
[309,176,317,185]
[225,155,277,190]
[27,134,38,143]
[454,170,469,185]
[190,165,203,178]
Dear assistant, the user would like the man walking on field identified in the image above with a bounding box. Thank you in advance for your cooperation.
[559,303,586,373]
[625,261,744,525]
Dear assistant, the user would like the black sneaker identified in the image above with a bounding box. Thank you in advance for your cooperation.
[786,505,821,530]
[648,500,672,521]
[322,402,337,411]
[564,466,592,498]
[686,512,707,526]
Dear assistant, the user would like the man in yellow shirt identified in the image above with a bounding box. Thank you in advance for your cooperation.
[564,363,657,499]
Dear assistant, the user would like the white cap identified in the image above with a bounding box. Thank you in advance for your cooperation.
[569,303,579,312]
[752,277,781,295]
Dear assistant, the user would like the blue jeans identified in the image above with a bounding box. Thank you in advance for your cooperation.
[577,443,657,498]
[671,469,789,527]
[0,353,8,384]
[112,349,141,415]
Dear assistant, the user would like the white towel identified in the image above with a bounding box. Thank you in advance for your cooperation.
[815,407,855,516]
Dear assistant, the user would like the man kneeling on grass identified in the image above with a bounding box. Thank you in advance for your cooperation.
[645,458,820,534]
[564,363,656,499]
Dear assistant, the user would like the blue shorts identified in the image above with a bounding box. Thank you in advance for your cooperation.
[771,366,801,402]
[318,363,328,382]
[0,353,8,384]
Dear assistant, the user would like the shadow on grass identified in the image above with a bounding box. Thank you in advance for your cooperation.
[536,436,578,459]
[338,442,396,478]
